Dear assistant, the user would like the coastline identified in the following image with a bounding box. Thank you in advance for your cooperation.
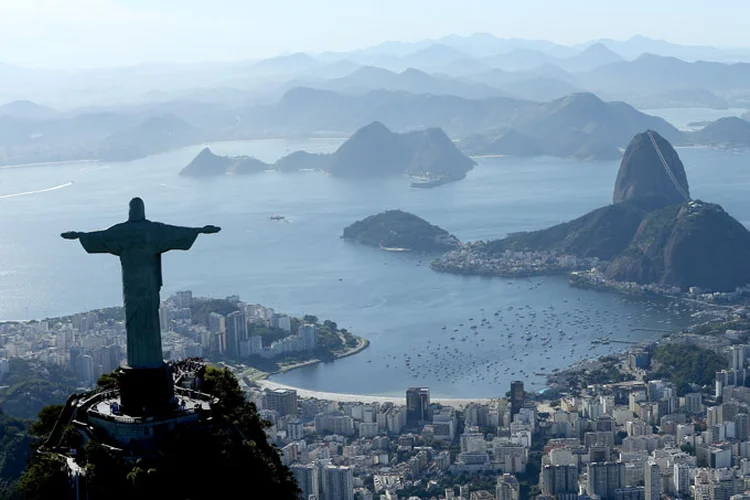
[244,334,371,383]
[256,378,493,407]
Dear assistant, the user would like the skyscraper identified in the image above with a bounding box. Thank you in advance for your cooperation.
[208,312,225,334]
[406,387,430,428]
[299,324,317,351]
[290,463,319,500]
[174,290,192,308]
[322,465,353,500]
[265,389,298,417]
[225,311,247,359]
[542,465,579,496]
[511,380,525,416]
[588,462,625,500]
[645,461,661,500]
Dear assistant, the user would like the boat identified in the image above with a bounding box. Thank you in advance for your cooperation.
[269,214,287,222]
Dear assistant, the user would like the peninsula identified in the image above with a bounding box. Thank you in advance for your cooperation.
[180,122,476,187]
[433,130,750,299]
[342,209,461,253]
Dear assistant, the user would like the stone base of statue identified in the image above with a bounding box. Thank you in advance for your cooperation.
[41,360,216,460]
[119,364,175,416]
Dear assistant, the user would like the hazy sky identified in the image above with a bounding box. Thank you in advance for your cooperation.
[1,0,747,68]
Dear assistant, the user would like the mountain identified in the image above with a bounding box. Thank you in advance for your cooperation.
[181,122,476,185]
[605,201,750,292]
[613,88,728,110]
[301,59,362,79]
[427,57,492,77]
[484,195,671,260]
[581,54,750,94]
[401,43,470,68]
[495,77,583,102]
[460,129,543,157]
[252,52,320,75]
[180,147,269,177]
[579,35,729,62]
[264,87,534,137]
[687,117,750,146]
[557,43,624,72]
[305,66,508,99]
[462,93,682,160]
[343,210,461,252]
[98,113,202,161]
[483,48,555,71]
[613,130,690,205]
[437,33,578,59]
[0,100,57,120]
[453,132,750,293]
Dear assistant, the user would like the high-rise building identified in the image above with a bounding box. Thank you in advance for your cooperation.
[322,465,353,500]
[299,324,317,351]
[208,312,225,334]
[708,476,735,500]
[673,463,691,497]
[406,387,430,428]
[684,393,703,414]
[735,413,750,441]
[290,463,319,500]
[588,462,626,500]
[511,380,525,416]
[645,461,661,500]
[265,389,298,417]
[159,305,171,332]
[496,474,520,500]
[76,354,95,387]
[174,290,192,308]
[225,311,247,359]
[730,345,745,370]
[542,465,578,496]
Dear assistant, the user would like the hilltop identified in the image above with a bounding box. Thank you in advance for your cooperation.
[434,132,750,293]
[459,93,682,160]
[343,210,461,253]
[605,201,750,292]
[180,122,475,186]
[613,130,689,205]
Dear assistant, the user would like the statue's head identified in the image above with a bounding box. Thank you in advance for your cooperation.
[129,197,146,222]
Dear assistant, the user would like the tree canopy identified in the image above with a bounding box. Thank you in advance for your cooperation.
[17,366,299,500]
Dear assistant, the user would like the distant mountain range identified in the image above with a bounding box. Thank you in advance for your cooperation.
[180,122,476,186]
[3,87,749,166]
[4,33,750,111]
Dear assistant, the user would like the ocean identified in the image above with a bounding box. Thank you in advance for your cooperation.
[1,132,748,397]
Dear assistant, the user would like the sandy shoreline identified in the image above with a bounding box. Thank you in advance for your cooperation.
[257,379,494,406]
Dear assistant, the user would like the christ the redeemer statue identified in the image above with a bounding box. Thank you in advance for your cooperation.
[62,197,220,370]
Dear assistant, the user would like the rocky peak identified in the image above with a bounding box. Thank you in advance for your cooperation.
[613,130,690,206]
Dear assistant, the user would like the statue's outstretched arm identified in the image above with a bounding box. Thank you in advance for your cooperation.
[62,227,123,255]
[199,225,221,234]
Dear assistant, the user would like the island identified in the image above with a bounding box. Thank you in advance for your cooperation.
[342,209,461,253]
[433,130,750,299]
[180,121,476,187]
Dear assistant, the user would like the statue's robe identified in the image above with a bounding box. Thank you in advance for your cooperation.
[78,220,200,369]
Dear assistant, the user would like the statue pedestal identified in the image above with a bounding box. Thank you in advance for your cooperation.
[119,364,175,416]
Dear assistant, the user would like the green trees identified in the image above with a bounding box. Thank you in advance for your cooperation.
[17,366,300,500]
[650,344,727,395]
